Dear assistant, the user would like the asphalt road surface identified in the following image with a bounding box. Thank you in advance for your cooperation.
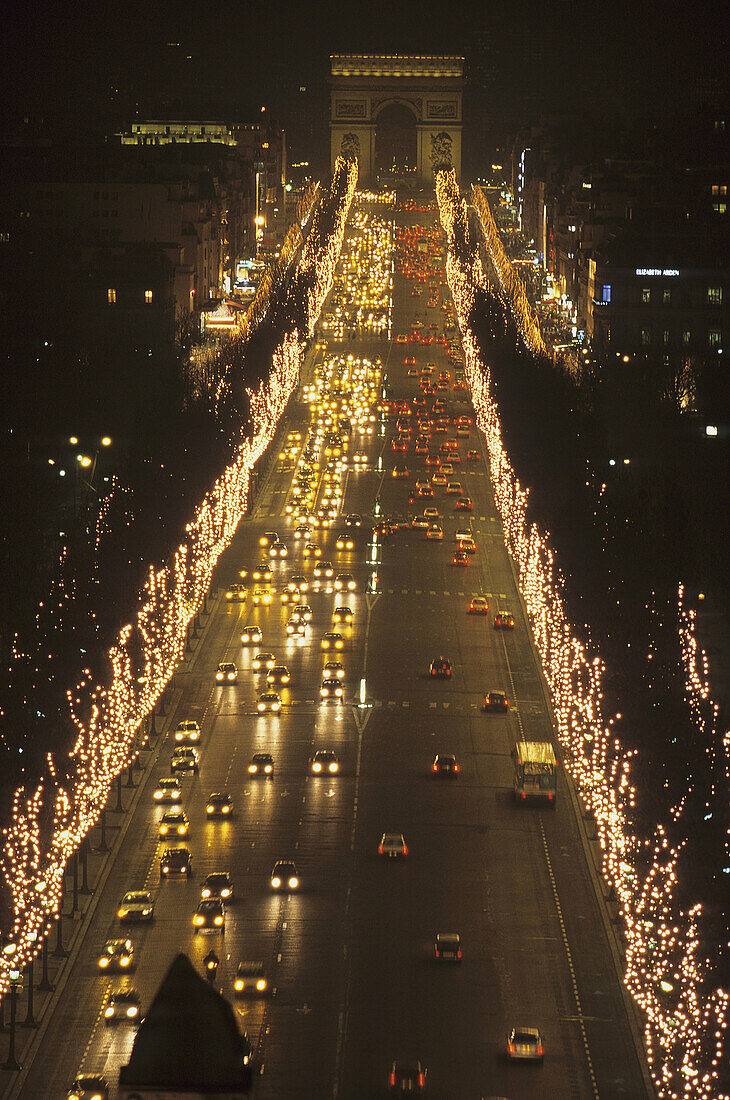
[14,198,650,1100]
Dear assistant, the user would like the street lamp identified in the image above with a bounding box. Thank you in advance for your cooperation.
[2,966,22,1070]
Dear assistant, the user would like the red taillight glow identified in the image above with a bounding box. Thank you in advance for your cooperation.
[432,764,438,772]
[536,1044,544,1056]
[390,1073,396,1086]
[402,846,409,855]
[418,1073,425,1086]
[508,1043,516,1054]
[457,950,462,957]
[378,845,384,854]
[454,764,460,772]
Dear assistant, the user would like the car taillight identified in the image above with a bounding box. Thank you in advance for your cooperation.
[454,764,460,772]
[418,1072,425,1086]
[389,1072,396,1086]
[536,1044,544,1056]
[402,846,409,855]
[432,763,438,772]
[508,1042,516,1054]
[378,845,384,854]
[457,950,462,958]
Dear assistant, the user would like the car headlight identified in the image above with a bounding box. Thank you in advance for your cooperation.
[105,1006,115,1017]
[248,764,257,774]
[154,791,163,799]
[162,866,169,874]
[221,888,231,898]
[202,888,211,897]
[120,956,130,966]
[127,1006,139,1017]
[194,915,205,926]
[312,762,322,772]
[329,763,339,773]
[222,804,230,813]
[117,909,127,918]
[264,765,272,773]
[214,915,223,925]
[216,673,223,681]
[142,908,151,916]
[288,876,299,889]
[271,876,281,888]
[257,978,267,991]
[235,979,244,991]
[207,804,215,812]
[98,957,109,967]
[257,703,265,712]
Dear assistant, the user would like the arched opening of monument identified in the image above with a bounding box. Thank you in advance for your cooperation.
[375,103,417,178]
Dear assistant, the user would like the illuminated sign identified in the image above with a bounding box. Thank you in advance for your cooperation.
[635,268,680,277]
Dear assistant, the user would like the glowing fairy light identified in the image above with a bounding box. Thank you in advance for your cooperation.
[436,168,728,1100]
[0,160,358,1007]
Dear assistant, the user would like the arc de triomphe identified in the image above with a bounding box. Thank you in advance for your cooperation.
[330,55,463,184]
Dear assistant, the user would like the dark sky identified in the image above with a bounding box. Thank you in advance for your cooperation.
[3,0,728,138]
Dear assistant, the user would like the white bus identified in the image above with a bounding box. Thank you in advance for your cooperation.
[512,741,557,804]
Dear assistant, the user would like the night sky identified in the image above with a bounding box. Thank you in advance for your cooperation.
[3,0,727,147]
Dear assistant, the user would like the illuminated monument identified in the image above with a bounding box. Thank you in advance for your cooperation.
[330,55,463,184]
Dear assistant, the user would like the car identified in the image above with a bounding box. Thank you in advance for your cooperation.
[426,524,443,540]
[303,541,322,558]
[293,603,313,622]
[445,481,463,495]
[313,560,334,579]
[259,531,279,547]
[460,536,477,554]
[440,462,454,475]
[323,659,345,680]
[240,624,263,645]
[280,587,303,605]
[268,540,288,559]
[310,749,340,774]
[170,747,199,774]
[117,890,154,922]
[287,574,309,592]
[174,720,201,744]
[216,662,238,683]
[494,610,516,629]
[432,753,460,777]
[430,656,452,679]
[332,605,353,624]
[484,690,509,712]
[193,898,225,932]
[392,466,410,479]
[454,527,473,542]
[159,847,192,878]
[320,678,344,701]
[411,515,429,530]
[467,449,480,461]
[345,513,362,527]
[206,792,232,817]
[434,932,462,961]
[286,617,306,637]
[234,961,269,996]
[431,471,447,486]
[249,563,273,583]
[415,478,430,492]
[451,548,469,566]
[425,453,441,466]
[153,777,181,802]
[67,1075,109,1100]
[423,506,439,520]
[104,988,141,1024]
[270,859,299,891]
[158,810,189,838]
[294,524,311,539]
[201,872,233,900]
[225,583,247,601]
[252,586,273,605]
[267,665,291,686]
[248,752,274,777]
[321,632,344,650]
[455,495,472,511]
[335,532,355,550]
[469,595,490,615]
[252,651,275,671]
[97,938,134,972]
[378,833,408,858]
[257,691,282,714]
[507,1025,544,1061]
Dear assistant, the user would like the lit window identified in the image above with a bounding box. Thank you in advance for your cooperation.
[663,289,671,304]
[663,330,670,345]
[107,288,117,304]
[641,328,651,346]
[601,284,612,303]
[708,329,722,347]
[144,289,153,303]
[642,288,651,303]
[707,286,722,304]
[682,330,691,346]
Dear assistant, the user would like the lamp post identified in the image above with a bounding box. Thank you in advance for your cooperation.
[2,966,23,1070]
[22,930,38,1028]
